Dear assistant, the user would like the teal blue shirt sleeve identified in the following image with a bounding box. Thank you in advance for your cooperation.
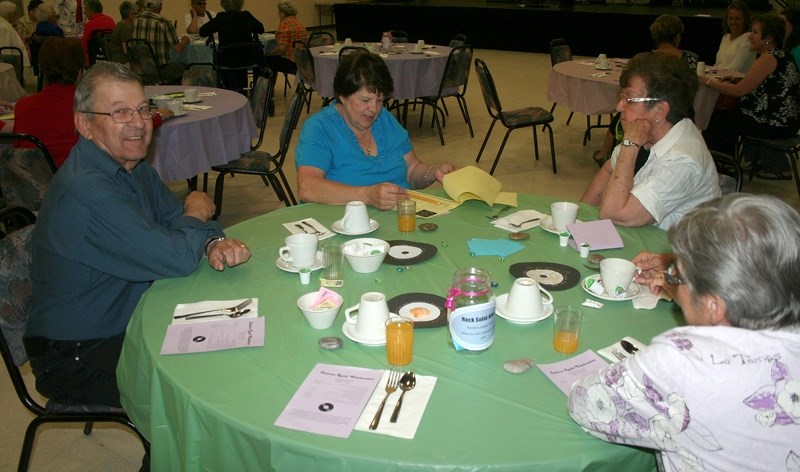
[295,103,413,188]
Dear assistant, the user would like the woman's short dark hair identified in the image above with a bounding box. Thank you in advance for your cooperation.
[119,0,137,18]
[783,8,800,52]
[669,194,800,330]
[722,1,752,35]
[333,49,394,100]
[27,0,43,13]
[220,0,243,11]
[619,52,697,124]
[756,13,787,49]
[40,38,85,85]
[650,14,684,46]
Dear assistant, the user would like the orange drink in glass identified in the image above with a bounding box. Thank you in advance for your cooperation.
[397,199,416,232]
[553,306,582,354]
[386,317,414,365]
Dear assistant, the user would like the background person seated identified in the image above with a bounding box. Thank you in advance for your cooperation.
[296,50,455,210]
[185,0,215,35]
[108,0,139,64]
[580,53,720,230]
[34,4,65,37]
[13,37,84,168]
[0,1,32,66]
[81,0,116,65]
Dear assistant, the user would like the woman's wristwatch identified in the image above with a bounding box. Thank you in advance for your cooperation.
[621,139,641,149]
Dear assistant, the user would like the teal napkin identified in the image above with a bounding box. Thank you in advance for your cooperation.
[467,239,524,257]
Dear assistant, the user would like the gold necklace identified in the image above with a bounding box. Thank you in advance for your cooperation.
[360,133,373,156]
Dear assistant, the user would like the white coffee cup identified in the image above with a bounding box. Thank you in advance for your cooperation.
[279,233,319,268]
[696,61,706,76]
[344,292,390,339]
[184,88,199,102]
[550,202,580,232]
[344,37,352,46]
[600,258,637,298]
[597,53,607,63]
[504,277,553,319]
[152,95,170,108]
[167,99,183,114]
[415,39,425,51]
[340,201,370,233]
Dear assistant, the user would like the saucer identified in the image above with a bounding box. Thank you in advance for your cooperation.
[409,50,424,54]
[275,251,324,273]
[331,218,379,235]
[182,99,202,104]
[342,322,386,346]
[494,293,554,324]
[171,110,187,117]
[582,274,641,301]
[540,216,582,235]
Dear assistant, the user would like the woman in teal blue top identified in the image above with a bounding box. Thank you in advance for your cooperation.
[296,49,455,210]
[781,8,800,66]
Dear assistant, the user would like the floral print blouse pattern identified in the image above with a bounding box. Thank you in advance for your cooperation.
[568,326,800,471]
[740,48,800,130]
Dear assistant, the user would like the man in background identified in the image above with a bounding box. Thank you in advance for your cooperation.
[81,0,115,64]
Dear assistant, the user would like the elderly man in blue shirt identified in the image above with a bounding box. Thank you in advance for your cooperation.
[24,62,251,407]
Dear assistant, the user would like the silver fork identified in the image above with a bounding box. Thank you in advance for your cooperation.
[369,370,400,430]
[174,298,253,319]
[509,218,541,228]
[301,220,324,235]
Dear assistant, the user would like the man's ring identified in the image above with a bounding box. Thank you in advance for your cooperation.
[240,244,246,248]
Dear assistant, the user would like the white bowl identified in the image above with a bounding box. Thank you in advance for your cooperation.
[297,291,343,329]
[342,238,389,273]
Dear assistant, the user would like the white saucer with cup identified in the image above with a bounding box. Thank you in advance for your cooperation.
[343,292,391,344]
[496,277,554,324]
[550,202,579,232]
[332,201,378,235]
[278,233,319,269]
[152,94,170,108]
[599,258,637,298]
[167,99,184,115]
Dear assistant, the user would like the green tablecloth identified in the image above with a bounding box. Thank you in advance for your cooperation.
[117,194,679,471]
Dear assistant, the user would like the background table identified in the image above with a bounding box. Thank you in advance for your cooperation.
[312,44,451,100]
[172,33,277,65]
[0,63,25,102]
[546,60,728,131]
[118,194,679,471]
[145,85,257,182]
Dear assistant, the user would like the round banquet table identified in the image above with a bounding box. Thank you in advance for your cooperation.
[311,44,451,100]
[0,62,25,102]
[144,85,257,182]
[117,193,680,471]
[545,59,737,131]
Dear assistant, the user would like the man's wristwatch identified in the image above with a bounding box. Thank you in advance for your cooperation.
[621,139,641,149]
[204,236,225,256]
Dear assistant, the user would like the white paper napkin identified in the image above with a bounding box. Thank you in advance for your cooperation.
[282,218,334,240]
[354,371,437,439]
[632,287,672,310]
[172,298,259,324]
[183,104,212,111]
[198,92,217,97]
[493,209,548,232]
[597,336,646,363]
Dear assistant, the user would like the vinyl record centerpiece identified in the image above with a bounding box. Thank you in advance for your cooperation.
[386,293,447,328]
[383,240,437,265]
[508,262,581,291]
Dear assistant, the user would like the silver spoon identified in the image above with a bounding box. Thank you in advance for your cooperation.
[509,217,541,228]
[390,371,416,423]
[184,308,251,320]
[486,205,511,220]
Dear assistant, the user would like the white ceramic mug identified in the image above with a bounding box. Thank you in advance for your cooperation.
[340,201,370,233]
[696,61,706,76]
[415,39,425,51]
[279,233,318,268]
[184,88,199,102]
[152,94,170,108]
[344,292,390,339]
[551,202,579,232]
[600,258,637,297]
[505,277,553,319]
[167,99,183,114]
[344,37,352,46]
[597,53,607,62]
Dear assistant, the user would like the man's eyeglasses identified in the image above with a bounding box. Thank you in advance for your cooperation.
[82,105,157,123]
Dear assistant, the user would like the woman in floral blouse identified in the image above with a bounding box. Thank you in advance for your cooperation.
[568,193,800,472]
[702,13,800,179]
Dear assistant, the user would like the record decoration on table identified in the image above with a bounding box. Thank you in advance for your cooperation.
[387,293,447,328]
[383,240,437,265]
[508,262,581,291]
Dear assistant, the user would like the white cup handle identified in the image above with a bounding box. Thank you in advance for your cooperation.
[279,246,292,262]
[540,287,553,305]
[344,304,359,323]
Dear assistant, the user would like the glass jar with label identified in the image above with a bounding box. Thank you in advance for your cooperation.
[445,267,495,352]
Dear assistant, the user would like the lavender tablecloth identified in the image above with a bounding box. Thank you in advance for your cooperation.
[145,85,257,182]
[312,44,451,100]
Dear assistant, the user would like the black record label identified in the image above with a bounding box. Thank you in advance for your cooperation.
[508,262,581,291]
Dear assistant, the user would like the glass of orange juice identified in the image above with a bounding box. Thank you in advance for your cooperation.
[553,306,582,354]
[386,317,414,365]
[397,199,416,232]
